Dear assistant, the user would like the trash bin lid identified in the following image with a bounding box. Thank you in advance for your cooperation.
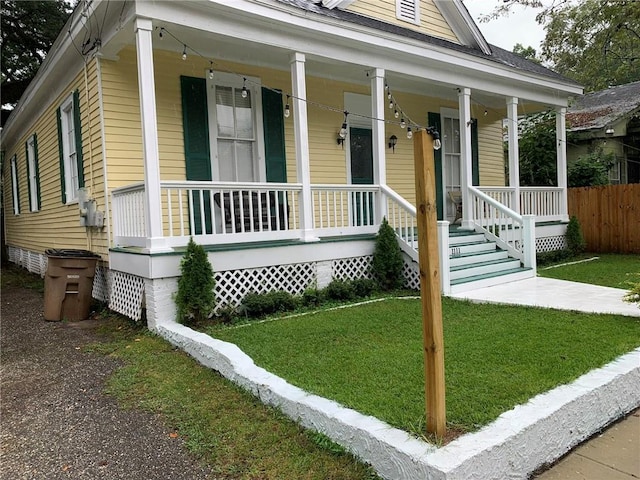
[45,249,101,259]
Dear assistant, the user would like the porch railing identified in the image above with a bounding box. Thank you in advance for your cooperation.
[311,184,379,236]
[478,186,565,222]
[381,185,418,261]
[469,186,535,268]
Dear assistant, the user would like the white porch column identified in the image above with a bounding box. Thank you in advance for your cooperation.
[556,106,569,221]
[370,68,386,223]
[507,97,521,213]
[290,52,319,242]
[458,88,473,229]
[134,17,167,252]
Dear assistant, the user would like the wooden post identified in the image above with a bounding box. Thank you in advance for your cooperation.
[413,129,446,438]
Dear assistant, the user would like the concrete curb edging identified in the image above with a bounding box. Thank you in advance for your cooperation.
[155,320,640,480]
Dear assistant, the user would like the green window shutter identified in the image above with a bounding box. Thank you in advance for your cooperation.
[471,119,479,186]
[428,112,444,221]
[25,141,33,211]
[261,87,287,183]
[56,106,66,203]
[180,76,211,181]
[33,133,41,210]
[180,76,212,234]
[73,90,84,188]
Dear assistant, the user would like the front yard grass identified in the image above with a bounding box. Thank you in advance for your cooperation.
[209,297,640,439]
[538,253,640,289]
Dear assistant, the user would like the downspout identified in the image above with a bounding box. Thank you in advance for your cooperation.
[82,57,96,251]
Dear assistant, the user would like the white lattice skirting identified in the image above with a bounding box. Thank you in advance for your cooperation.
[537,235,567,253]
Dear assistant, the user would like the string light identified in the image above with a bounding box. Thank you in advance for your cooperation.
[406,126,413,139]
[241,77,248,98]
[157,26,433,135]
[339,111,348,139]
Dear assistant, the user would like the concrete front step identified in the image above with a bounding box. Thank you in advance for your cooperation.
[449,233,485,246]
[450,240,497,256]
[450,257,522,280]
[449,249,509,267]
[449,267,534,294]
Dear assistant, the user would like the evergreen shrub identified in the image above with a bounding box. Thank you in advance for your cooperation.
[174,238,215,324]
[325,279,356,301]
[565,216,586,255]
[372,217,404,291]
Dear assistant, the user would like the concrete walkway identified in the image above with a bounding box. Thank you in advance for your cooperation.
[449,276,640,317]
[450,276,640,479]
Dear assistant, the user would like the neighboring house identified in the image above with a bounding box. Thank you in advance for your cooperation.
[1,0,581,327]
[567,81,640,184]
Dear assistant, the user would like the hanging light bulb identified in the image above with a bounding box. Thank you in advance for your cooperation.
[387,91,392,100]
[339,111,349,139]
[407,127,413,139]
[284,95,291,118]
[159,27,164,39]
[484,109,488,116]
[394,109,399,119]
[182,45,187,60]
[385,83,389,92]
[208,62,214,80]
[241,78,248,98]
[434,138,442,150]
[400,117,406,129]
[389,100,393,109]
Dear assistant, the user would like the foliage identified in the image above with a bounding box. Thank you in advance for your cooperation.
[240,291,298,318]
[371,218,404,291]
[1,1,72,123]
[325,279,356,302]
[624,277,640,308]
[350,278,378,298]
[567,150,614,187]
[515,111,559,186]
[536,248,573,267]
[565,216,586,255]
[512,43,540,63]
[302,287,326,308]
[541,0,640,91]
[175,238,215,324]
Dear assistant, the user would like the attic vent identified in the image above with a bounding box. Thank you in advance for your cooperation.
[396,0,420,25]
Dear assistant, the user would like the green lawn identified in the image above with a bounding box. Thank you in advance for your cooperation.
[538,253,640,289]
[210,298,640,438]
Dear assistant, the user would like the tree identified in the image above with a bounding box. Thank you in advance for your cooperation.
[1,1,72,124]
[513,43,541,64]
[482,0,640,92]
[541,0,640,91]
[514,111,559,186]
[567,149,614,187]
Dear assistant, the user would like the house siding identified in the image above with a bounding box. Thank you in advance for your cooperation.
[3,59,108,259]
[100,46,505,205]
[345,0,459,43]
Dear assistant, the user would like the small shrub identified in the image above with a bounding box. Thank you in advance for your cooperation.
[302,288,325,307]
[624,276,640,308]
[536,248,572,267]
[565,216,586,255]
[372,217,404,291]
[325,279,355,301]
[351,278,377,298]
[215,304,238,324]
[175,238,215,324]
[240,290,298,318]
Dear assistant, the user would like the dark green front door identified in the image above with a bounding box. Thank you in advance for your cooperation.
[350,127,374,225]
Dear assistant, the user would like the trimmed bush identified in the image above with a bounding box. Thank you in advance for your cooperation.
[566,216,586,255]
[240,290,298,318]
[325,279,355,301]
[351,278,377,298]
[302,288,325,307]
[175,238,215,324]
[372,217,404,291]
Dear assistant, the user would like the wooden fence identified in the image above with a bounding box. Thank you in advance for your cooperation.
[568,184,640,254]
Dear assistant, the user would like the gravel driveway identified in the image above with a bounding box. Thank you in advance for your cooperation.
[0,283,214,479]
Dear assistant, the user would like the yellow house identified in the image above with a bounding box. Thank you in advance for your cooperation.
[1,0,582,327]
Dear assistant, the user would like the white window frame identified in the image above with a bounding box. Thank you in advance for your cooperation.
[60,93,79,204]
[608,159,621,183]
[10,155,19,215]
[396,0,420,25]
[441,107,462,222]
[206,71,266,182]
[26,134,39,212]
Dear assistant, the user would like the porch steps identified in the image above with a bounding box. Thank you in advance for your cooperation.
[447,229,533,294]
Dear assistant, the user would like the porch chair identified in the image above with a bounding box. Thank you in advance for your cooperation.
[448,190,463,225]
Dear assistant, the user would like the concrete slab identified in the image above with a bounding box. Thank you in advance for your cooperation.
[449,277,640,317]
[535,453,635,480]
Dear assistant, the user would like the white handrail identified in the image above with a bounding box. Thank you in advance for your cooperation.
[380,185,418,262]
[470,186,523,222]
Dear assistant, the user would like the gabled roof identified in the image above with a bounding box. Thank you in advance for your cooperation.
[274,0,578,85]
[567,81,640,131]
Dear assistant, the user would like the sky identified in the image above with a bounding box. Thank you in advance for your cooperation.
[462,0,547,53]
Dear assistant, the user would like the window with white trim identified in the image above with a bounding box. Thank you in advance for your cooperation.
[26,134,40,211]
[10,155,20,215]
[396,0,420,25]
[207,73,265,182]
[59,93,80,203]
[608,159,621,183]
